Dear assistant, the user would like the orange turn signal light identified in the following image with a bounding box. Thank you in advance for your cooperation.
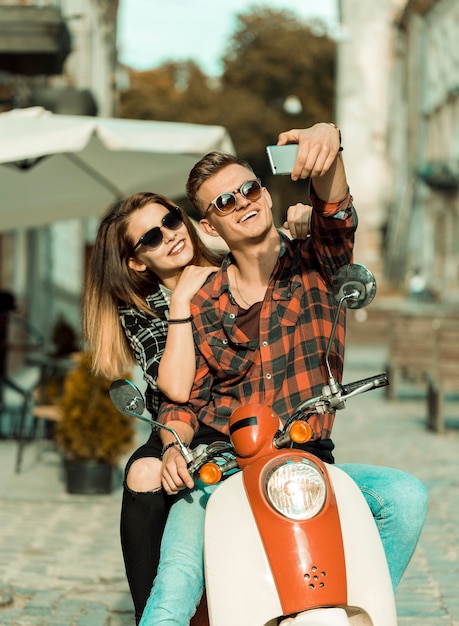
[289,421,313,444]
[200,462,222,485]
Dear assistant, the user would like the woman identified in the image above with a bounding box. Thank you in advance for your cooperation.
[83,191,312,624]
[84,192,223,624]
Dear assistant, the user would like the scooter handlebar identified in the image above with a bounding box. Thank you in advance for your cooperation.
[285,372,390,432]
[341,372,389,396]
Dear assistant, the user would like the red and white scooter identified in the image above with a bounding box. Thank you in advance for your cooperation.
[111,264,398,626]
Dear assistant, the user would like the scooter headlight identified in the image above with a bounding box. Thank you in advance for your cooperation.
[265,457,327,520]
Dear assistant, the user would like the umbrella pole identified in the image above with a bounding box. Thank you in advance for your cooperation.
[64,153,124,200]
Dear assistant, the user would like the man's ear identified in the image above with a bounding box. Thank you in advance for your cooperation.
[263,187,273,210]
[128,257,147,272]
[199,218,221,238]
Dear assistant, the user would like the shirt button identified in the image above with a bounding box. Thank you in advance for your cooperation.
[229,313,236,319]
[266,373,272,380]
[262,341,268,347]
[222,339,228,345]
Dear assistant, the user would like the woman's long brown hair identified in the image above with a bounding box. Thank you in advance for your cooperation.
[83,192,223,379]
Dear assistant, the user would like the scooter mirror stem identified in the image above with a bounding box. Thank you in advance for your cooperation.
[116,404,193,463]
[109,379,194,463]
[123,408,193,463]
[325,289,360,394]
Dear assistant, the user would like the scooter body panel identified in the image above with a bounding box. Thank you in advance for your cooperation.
[204,460,397,626]
[204,471,283,626]
[243,451,348,614]
[328,464,397,625]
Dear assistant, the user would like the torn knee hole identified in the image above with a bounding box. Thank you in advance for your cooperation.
[125,483,162,496]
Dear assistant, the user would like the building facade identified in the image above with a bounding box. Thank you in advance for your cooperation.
[337,0,459,303]
[0,0,119,356]
[385,0,459,301]
[335,0,407,289]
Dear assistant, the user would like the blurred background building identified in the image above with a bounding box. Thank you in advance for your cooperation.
[0,0,118,362]
[337,0,459,302]
[385,0,459,301]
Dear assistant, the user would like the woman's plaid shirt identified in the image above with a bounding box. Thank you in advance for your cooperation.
[119,286,170,418]
[157,192,357,443]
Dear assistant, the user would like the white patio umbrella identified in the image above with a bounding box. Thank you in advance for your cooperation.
[0,107,236,232]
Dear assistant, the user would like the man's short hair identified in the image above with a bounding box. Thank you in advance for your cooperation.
[186,151,255,216]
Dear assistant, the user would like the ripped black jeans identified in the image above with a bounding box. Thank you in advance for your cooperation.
[120,430,170,625]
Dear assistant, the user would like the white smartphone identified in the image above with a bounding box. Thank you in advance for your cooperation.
[266,144,298,175]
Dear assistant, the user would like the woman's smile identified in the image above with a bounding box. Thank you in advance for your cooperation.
[168,238,186,256]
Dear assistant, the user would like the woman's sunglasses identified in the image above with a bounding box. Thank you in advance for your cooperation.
[131,206,183,254]
[205,179,262,215]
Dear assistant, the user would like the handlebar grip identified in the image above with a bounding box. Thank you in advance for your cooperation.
[341,373,389,395]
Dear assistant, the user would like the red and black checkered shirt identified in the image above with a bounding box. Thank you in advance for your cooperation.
[158,191,357,444]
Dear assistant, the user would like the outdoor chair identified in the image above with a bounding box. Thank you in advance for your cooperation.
[14,353,78,473]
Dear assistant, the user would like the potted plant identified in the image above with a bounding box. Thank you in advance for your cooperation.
[54,351,135,494]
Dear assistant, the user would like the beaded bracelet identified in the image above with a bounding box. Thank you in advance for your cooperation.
[161,441,179,458]
[167,315,193,324]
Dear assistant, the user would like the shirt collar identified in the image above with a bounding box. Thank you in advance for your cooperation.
[212,230,291,301]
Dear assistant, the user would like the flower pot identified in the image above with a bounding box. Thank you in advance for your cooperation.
[64,459,115,494]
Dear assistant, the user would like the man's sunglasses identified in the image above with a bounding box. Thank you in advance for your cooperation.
[131,206,183,254]
[205,179,262,215]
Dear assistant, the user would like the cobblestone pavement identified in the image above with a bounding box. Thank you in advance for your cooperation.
[0,445,133,626]
[336,343,459,626]
[0,341,458,625]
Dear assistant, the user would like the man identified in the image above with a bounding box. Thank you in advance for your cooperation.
[142,123,427,625]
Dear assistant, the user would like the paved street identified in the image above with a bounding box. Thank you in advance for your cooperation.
[0,340,458,625]
[338,343,459,626]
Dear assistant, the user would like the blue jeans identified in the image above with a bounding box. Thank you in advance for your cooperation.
[139,465,428,625]
[338,464,428,589]
[139,478,217,626]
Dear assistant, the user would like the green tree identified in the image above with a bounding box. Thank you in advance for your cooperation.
[120,61,216,121]
[119,7,336,222]
[220,9,335,166]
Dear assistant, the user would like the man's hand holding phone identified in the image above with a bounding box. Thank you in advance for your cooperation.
[269,123,342,181]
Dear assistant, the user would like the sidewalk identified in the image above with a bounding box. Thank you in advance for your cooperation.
[0,444,134,625]
[0,341,458,625]
[339,343,459,626]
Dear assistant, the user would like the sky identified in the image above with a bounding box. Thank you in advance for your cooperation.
[117,0,339,76]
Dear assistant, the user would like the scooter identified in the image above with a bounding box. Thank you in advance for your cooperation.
[110,263,398,626]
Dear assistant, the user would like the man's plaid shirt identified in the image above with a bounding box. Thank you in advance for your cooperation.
[158,192,357,443]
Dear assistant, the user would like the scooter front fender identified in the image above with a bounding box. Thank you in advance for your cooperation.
[280,607,351,625]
